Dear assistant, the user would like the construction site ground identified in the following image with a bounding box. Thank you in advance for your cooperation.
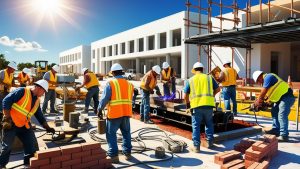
[2,79,300,169]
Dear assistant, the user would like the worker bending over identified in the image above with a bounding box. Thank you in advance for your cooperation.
[140,65,161,124]
[76,68,100,114]
[217,60,239,116]
[97,63,134,164]
[42,65,59,114]
[184,62,220,152]
[0,80,55,168]
[17,68,31,87]
[253,71,295,142]
[161,62,176,99]
[0,61,17,119]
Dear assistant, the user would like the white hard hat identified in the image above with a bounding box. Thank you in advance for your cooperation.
[34,79,49,92]
[8,61,17,70]
[22,68,30,74]
[52,65,60,73]
[162,62,170,69]
[253,70,264,83]
[191,62,204,74]
[223,59,231,65]
[81,68,88,74]
[152,65,161,74]
[111,63,123,71]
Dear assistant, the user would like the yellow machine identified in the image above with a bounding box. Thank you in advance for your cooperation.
[34,60,48,80]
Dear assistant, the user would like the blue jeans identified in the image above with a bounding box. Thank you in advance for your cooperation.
[0,125,38,167]
[140,89,150,121]
[223,86,237,114]
[85,86,99,113]
[191,106,214,147]
[271,92,295,137]
[106,117,132,157]
[42,89,56,112]
[163,78,176,96]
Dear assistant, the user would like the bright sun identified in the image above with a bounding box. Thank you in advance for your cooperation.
[30,0,61,15]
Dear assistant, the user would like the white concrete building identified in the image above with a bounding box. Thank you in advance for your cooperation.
[59,45,91,74]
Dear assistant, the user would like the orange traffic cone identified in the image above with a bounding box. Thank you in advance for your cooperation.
[288,75,293,88]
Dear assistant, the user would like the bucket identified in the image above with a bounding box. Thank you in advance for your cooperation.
[97,119,106,134]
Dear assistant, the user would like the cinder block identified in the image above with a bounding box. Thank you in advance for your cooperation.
[30,157,50,167]
[221,159,244,169]
[81,142,101,151]
[51,154,71,163]
[36,147,61,159]
[61,144,82,155]
[72,150,91,159]
[62,159,81,167]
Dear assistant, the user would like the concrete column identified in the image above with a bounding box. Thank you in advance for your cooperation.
[100,61,105,74]
[144,36,148,51]
[167,30,173,48]
[105,46,109,58]
[118,43,122,55]
[112,45,116,56]
[136,58,140,73]
[126,41,129,54]
[155,33,160,50]
[134,39,139,53]
[166,54,171,65]
[156,57,160,66]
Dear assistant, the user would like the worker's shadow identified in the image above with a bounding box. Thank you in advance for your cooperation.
[148,154,203,168]
[269,150,300,168]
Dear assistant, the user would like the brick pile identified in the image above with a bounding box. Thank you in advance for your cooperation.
[214,134,278,169]
[29,142,112,169]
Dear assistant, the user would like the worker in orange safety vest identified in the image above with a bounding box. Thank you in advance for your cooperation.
[17,68,31,87]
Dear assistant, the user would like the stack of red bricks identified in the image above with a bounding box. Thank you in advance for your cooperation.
[234,138,256,153]
[245,134,278,168]
[29,142,112,169]
[214,134,278,169]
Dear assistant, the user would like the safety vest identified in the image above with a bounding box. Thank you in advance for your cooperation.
[85,72,99,89]
[140,71,157,91]
[18,72,29,84]
[162,67,171,81]
[264,73,289,103]
[222,67,237,86]
[10,87,40,129]
[107,78,133,119]
[3,69,14,86]
[48,71,57,90]
[189,73,215,108]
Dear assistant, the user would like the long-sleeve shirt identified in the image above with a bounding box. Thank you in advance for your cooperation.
[2,87,46,125]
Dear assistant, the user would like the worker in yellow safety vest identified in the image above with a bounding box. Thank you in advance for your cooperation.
[42,65,59,114]
[0,80,55,168]
[97,63,134,164]
[161,62,176,99]
[17,68,31,87]
[76,68,100,114]
[217,60,239,116]
[0,61,17,118]
[253,71,295,142]
[140,65,161,124]
[183,62,220,153]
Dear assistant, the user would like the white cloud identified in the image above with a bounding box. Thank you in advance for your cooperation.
[0,36,47,52]
[5,51,9,53]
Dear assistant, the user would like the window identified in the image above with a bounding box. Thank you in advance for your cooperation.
[160,32,166,49]
[271,51,279,75]
[148,35,155,50]
[93,50,95,59]
[109,46,112,56]
[115,44,118,55]
[129,40,134,53]
[172,29,181,46]
[102,47,106,57]
[93,63,95,72]
[139,38,144,52]
[121,42,125,54]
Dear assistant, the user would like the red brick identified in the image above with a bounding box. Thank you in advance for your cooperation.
[240,138,255,147]
[81,142,101,151]
[251,141,264,151]
[82,154,102,163]
[219,151,241,165]
[214,151,233,163]
[39,163,61,169]
[30,157,50,167]
[245,147,266,161]
[51,154,71,163]
[81,160,98,168]
[61,144,82,155]
[71,164,84,169]
[221,159,244,169]
[247,162,260,169]
[263,134,277,143]
[62,159,81,167]
[92,148,106,155]
[245,160,254,168]
[228,163,245,169]
[256,160,269,169]
[35,147,61,159]
[72,150,91,159]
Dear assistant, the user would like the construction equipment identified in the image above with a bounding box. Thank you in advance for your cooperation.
[34,60,48,80]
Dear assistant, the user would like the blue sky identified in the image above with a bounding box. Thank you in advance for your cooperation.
[0,0,256,65]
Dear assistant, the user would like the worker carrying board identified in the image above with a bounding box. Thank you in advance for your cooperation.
[0,80,55,168]
[161,62,176,99]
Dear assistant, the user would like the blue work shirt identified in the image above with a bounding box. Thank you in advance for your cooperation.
[98,75,128,112]
[183,75,219,94]
[263,74,278,89]
[2,87,46,125]
[43,71,50,81]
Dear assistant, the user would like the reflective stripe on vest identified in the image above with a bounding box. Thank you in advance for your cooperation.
[49,71,57,90]
[264,73,289,103]
[107,79,133,119]
[222,67,237,86]
[140,71,157,90]
[18,72,29,84]
[162,67,171,81]
[85,72,99,89]
[10,87,40,129]
[3,69,13,86]
[189,73,215,108]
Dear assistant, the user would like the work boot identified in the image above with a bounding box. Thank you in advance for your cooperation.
[124,153,132,161]
[264,128,280,137]
[278,136,289,142]
[140,118,144,122]
[106,156,119,164]
[189,146,200,153]
[144,119,154,124]
[207,141,214,149]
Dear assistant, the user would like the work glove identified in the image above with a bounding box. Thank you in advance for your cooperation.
[1,116,13,130]
[97,110,103,120]
[46,127,55,134]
